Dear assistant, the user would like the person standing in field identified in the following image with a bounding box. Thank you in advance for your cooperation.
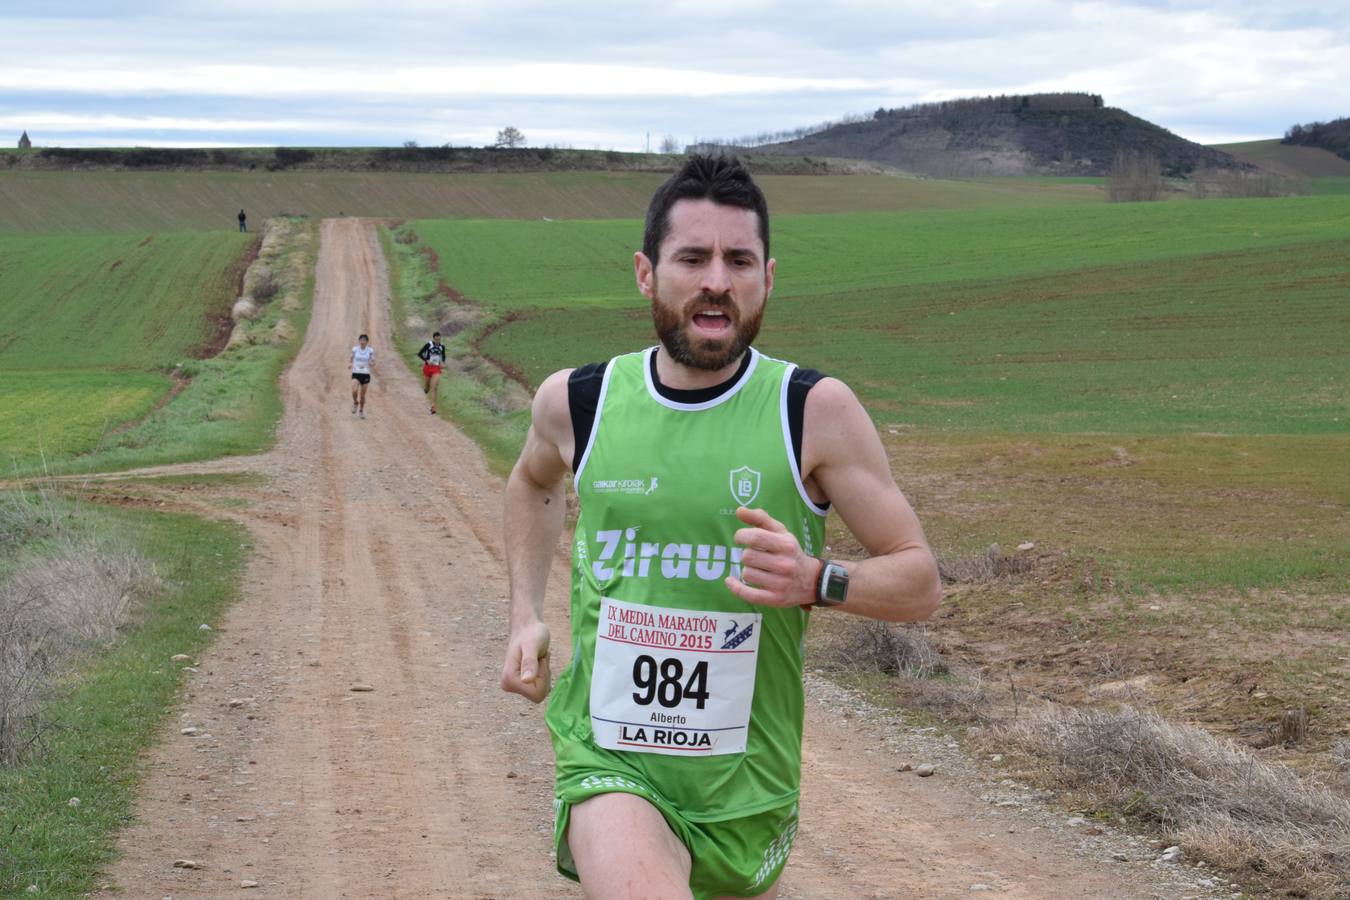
[350,333,374,419]
[417,331,447,415]
[237,209,247,233]
[500,154,941,899]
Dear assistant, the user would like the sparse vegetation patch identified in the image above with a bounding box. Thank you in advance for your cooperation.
[995,705,1350,895]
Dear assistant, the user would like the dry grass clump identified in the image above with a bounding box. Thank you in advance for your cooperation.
[820,620,948,678]
[246,265,279,303]
[935,544,1033,584]
[0,491,161,765]
[271,318,297,345]
[231,297,259,321]
[997,705,1350,894]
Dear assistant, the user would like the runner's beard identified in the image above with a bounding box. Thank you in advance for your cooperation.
[652,290,764,372]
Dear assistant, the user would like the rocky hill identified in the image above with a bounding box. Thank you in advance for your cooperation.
[735,94,1245,177]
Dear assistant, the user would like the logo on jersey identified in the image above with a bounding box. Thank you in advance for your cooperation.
[590,527,743,583]
[721,619,755,650]
[729,466,761,506]
[592,476,660,496]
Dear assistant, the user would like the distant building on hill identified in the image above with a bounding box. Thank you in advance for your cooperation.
[18,131,31,150]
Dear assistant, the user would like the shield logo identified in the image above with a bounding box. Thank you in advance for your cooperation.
[729,466,761,506]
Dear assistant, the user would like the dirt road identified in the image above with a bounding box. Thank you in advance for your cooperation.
[99,220,1218,898]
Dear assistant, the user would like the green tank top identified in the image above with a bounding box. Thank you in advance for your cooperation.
[546,346,828,821]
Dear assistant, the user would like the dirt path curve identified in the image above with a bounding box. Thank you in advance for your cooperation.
[98,219,1208,899]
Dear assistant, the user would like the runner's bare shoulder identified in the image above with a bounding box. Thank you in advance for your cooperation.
[530,368,575,453]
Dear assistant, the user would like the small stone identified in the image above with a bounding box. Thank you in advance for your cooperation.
[1084,826,1104,836]
[182,666,200,673]
[240,881,259,889]
[68,796,81,807]
[897,763,913,772]
[1112,852,1129,862]
[970,885,993,892]
[349,684,375,692]
[236,815,256,822]
[989,754,1003,763]
[505,771,518,778]
[1017,541,1035,551]
[181,727,199,736]
[26,885,38,893]
[1066,816,1086,826]
[172,859,201,869]
[171,654,192,663]
[199,624,212,631]
[914,764,936,777]
[1160,845,1183,863]
[197,773,211,781]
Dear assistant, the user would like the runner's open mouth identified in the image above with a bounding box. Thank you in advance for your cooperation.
[692,310,733,334]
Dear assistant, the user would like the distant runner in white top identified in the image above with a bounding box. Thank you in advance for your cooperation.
[350,334,375,419]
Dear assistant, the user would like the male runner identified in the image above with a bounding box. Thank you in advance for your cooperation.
[417,331,446,415]
[501,155,941,899]
[350,333,374,418]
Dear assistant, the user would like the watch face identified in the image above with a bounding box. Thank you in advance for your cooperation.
[821,563,849,605]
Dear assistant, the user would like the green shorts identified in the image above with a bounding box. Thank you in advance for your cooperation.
[553,773,797,899]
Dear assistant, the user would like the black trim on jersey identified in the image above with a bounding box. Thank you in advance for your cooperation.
[787,367,826,475]
[567,353,829,477]
[648,349,752,406]
[568,362,608,474]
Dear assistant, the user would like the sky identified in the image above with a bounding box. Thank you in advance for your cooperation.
[2,0,1347,151]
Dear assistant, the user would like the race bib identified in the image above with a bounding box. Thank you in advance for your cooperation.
[591,597,760,756]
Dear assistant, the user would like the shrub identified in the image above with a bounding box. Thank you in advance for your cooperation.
[1107,150,1164,202]
[269,147,314,170]
[998,705,1350,893]
[1,521,161,765]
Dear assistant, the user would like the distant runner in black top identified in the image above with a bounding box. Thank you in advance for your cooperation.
[417,331,447,415]
[238,209,247,232]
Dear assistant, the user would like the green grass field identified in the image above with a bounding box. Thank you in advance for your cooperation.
[0,232,251,369]
[0,220,316,475]
[413,196,1350,436]
[0,231,253,468]
[394,192,1349,597]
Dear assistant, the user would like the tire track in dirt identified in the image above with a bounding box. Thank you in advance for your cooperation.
[96,219,1222,899]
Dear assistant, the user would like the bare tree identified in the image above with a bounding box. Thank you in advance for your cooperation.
[1107,150,1164,202]
[494,127,525,149]
[658,134,680,154]
[403,140,419,148]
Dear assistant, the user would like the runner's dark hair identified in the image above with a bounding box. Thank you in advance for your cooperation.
[642,154,769,264]
[358,333,368,341]
[432,331,441,338]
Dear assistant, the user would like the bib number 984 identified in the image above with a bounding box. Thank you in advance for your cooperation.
[591,597,761,756]
[632,655,709,709]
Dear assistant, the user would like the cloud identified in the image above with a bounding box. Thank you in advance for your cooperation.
[1,0,1346,149]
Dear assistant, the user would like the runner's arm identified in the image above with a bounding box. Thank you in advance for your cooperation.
[727,377,940,622]
[501,368,574,702]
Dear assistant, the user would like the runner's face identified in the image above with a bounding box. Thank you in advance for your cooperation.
[637,199,774,372]
[359,337,368,347]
